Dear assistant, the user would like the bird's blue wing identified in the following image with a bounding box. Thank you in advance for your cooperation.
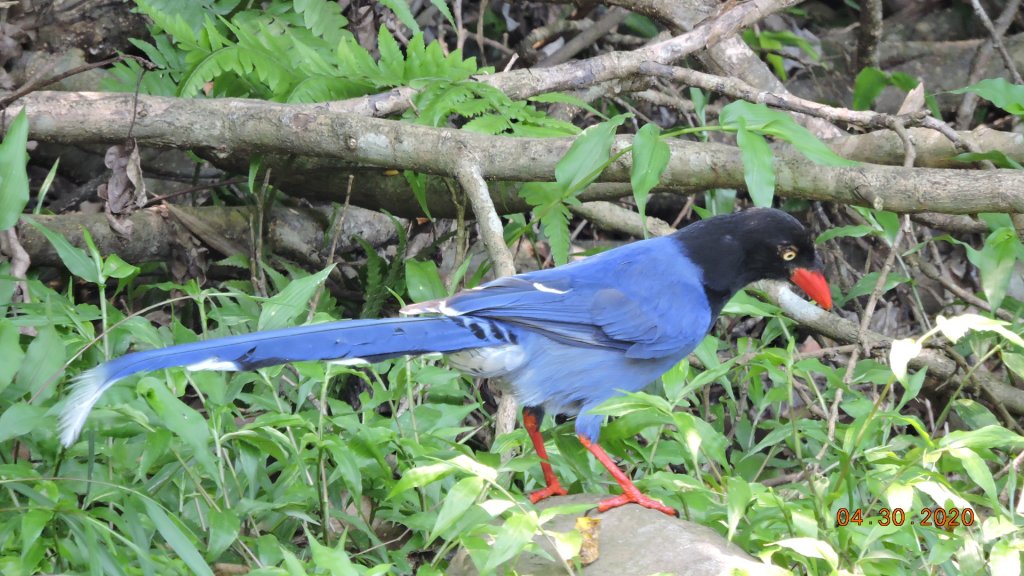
[414,236,713,359]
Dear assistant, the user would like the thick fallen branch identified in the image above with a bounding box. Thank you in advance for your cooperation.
[8,92,1024,217]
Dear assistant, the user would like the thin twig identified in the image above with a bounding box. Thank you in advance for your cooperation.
[454,161,518,439]
[968,0,1023,83]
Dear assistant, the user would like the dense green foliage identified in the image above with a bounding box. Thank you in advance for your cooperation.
[1,1,1023,575]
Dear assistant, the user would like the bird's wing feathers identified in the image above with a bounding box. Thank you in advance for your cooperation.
[407,238,713,359]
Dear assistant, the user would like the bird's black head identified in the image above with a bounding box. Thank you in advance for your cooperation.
[673,208,832,315]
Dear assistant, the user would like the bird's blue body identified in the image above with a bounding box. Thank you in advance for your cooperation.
[59,208,831,516]
[61,234,711,444]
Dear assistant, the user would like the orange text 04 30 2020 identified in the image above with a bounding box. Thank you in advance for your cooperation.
[835,507,976,529]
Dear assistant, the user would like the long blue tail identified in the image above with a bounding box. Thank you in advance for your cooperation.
[59,316,508,446]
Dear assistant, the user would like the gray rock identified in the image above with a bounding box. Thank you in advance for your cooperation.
[448,494,784,576]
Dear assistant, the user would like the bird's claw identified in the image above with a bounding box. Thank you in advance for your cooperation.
[529,483,569,503]
[596,490,678,517]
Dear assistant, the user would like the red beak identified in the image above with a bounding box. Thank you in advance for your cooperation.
[790,267,832,310]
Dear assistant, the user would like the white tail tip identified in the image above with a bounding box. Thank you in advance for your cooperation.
[58,367,111,447]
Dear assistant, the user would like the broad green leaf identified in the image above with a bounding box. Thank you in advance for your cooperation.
[815,224,874,244]
[0,319,24,392]
[1005,352,1024,379]
[140,497,214,576]
[14,326,64,402]
[939,424,1024,450]
[630,123,670,236]
[556,114,629,193]
[102,254,140,279]
[951,78,1024,116]
[0,109,29,231]
[258,265,334,330]
[736,121,775,207]
[484,512,538,573]
[726,476,752,540]
[990,539,1024,576]
[964,228,1020,310]
[20,508,52,557]
[772,537,838,568]
[947,446,998,502]
[720,101,857,167]
[839,271,910,304]
[141,377,218,478]
[889,338,922,382]
[405,259,446,303]
[388,461,454,498]
[429,476,485,541]
[936,313,1024,348]
[953,150,1023,170]
[852,67,890,111]
[23,218,99,284]
[207,509,240,560]
[0,402,46,442]
[309,535,359,576]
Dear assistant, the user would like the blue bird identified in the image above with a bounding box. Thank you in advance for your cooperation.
[59,208,832,516]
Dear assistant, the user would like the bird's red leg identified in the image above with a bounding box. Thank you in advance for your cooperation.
[578,434,678,517]
[523,408,568,503]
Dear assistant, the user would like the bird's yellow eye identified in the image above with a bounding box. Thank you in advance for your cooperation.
[781,248,798,261]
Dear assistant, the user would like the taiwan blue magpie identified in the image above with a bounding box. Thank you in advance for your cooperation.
[59,208,832,516]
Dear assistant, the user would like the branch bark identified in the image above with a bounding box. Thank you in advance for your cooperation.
[9,92,1024,217]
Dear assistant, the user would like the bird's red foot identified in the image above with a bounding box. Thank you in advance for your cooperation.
[596,488,678,517]
[529,482,569,504]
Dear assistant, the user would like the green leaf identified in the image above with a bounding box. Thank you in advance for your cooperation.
[429,476,484,541]
[378,0,420,34]
[720,101,858,167]
[377,25,404,84]
[529,93,607,119]
[947,447,998,502]
[140,497,214,576]
[141,377,218,478]
[388,462,454,498]
[951,78,1024,116]
[815,224,875,244]
[428,0,456,28]
[258,265,334,331]
[20,508,52,558]
[0,320,24,393]
[294,0,349,44]
[0,108,29,231]
[0,402,46,443]
[953,150,1023,170]
[839,271,910,304]
[23,218,99,284]
[735,121,776,207]
[405,259,446,303]
[102,254,140,279]
[965,228,1020,310]
[484,512,538,573]
[939,424,1024,450]
[14,326,64,402]
[725,476,752,540]
[556,114,629,193]
[630,123,670,236]
[772,537,838,569]
[207,509,240,560]
[540,202,572,266]
[852,67,889,111]
[309,535,359,576]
